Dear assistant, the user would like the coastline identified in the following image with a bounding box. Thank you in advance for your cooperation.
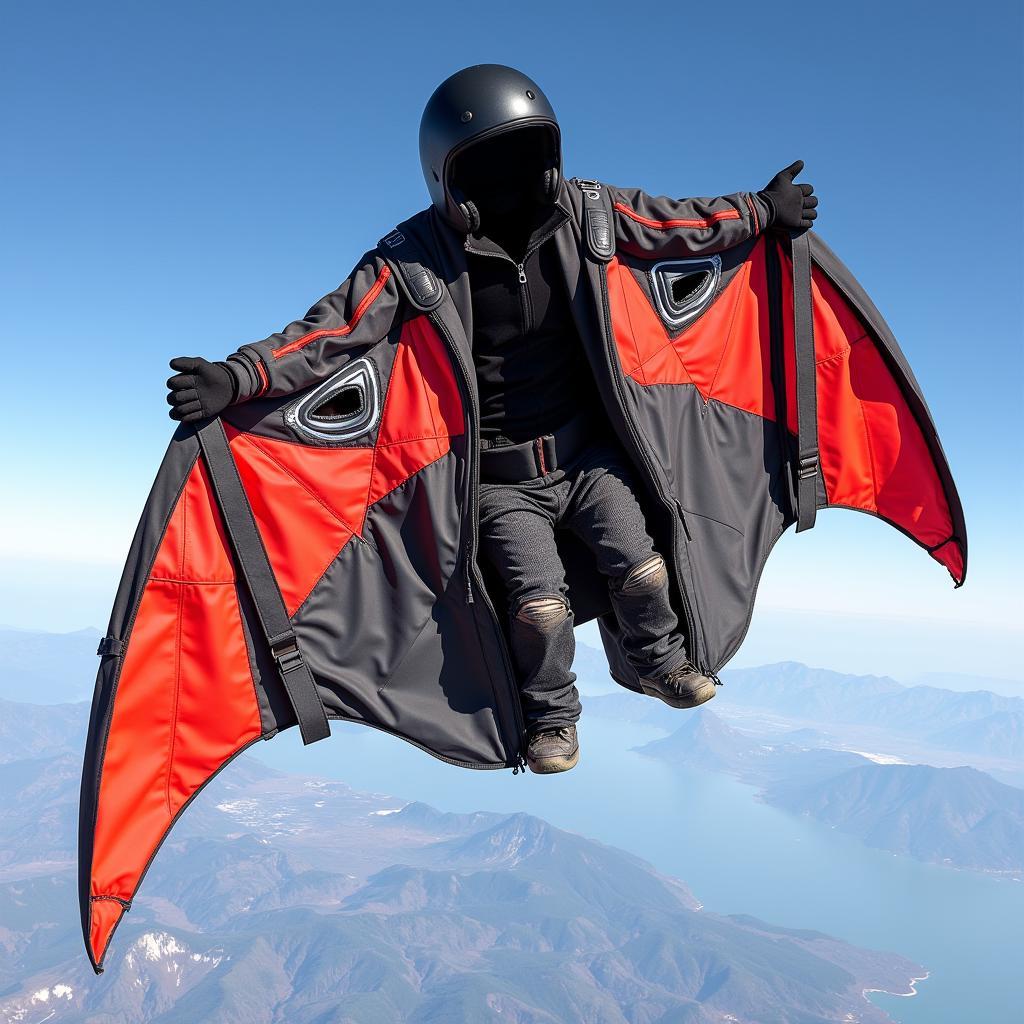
[864,970,931,1000]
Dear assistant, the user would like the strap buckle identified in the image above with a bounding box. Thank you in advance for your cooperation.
[96,636,124,657]
[270,632,304,675]
[574,178,602,199]
[797,451,820,480]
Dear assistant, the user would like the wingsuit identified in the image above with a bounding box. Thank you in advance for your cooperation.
[79,64,966,971]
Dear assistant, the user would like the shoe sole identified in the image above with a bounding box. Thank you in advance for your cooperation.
[639,677,717,709]
[527,746,580,775]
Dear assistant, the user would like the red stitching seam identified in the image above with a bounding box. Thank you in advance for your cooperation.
[241,433,362,536]
[166,483,187,816]
[271,264,392,360]
[705,260,749,402]
[149,577,235,585]
[613,202,741,231]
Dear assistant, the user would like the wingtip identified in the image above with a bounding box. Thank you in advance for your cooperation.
[86,896,126,976]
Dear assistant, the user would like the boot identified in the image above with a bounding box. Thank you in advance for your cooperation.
[526,724,579,774]
[639,662,717,709]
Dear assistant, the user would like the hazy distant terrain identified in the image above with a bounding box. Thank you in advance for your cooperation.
[625,705,1024,875]
[587,659,1024,787]
[719,661,1024,762]
[5,630,1023,1021]
[766,762,1024,874]
[0,627,99,704]
[0,700,922,1024]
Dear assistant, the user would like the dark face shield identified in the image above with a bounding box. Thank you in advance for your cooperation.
[449,125,559,222]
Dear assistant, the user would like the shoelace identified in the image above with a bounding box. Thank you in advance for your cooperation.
[533,726,573,744]
[665,667,697,695]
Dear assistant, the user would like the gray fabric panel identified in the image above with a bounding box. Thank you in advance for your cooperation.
[293,451,512,767]
[221,324,402,448]
[621,383,790,672]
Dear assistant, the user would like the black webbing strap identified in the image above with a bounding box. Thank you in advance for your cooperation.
[196,418,331,745]
[790,230,819,533]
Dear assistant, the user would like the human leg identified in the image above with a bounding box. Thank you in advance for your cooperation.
[562,445,687,677]
[563,445,717,708]
[477,481,582,734]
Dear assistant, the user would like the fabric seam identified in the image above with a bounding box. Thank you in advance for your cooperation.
[614,201,741,231]
[271,264,392,359]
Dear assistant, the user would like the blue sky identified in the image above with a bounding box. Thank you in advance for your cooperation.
[1,0,1021,677]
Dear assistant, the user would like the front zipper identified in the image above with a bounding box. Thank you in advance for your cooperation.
[464,216,566,336]
[594,267,705,670]
[427,308,528,762]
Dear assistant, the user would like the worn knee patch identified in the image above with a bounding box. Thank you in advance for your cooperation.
[515,595,570,632]
[620,554,668,595]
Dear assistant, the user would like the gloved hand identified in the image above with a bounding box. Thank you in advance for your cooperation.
[166,357,236,422]
[758,160,818,231]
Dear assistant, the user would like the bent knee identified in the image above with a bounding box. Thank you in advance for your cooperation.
[514,595,570,632]
[618,554,668,595]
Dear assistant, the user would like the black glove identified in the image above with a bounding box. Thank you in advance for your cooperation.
[166,357,236,422]
[758,159,818,231]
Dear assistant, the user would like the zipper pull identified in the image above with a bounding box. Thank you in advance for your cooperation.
[516,263,527,285]
[674,499,693,542]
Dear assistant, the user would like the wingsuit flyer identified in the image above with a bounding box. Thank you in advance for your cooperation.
[75,60,969,977]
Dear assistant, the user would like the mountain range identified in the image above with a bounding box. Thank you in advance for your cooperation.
[0,626,100,704]
[632,708,1024,875]
[716,661,1024,760]
[583,660,1024,788]
[0,698,924,1024]
[765,762,1024,874]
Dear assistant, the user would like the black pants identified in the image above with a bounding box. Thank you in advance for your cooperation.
[478,440,688,731]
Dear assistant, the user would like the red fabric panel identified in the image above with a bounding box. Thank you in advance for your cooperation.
[227,430,369,615]
[230,315,465,612]
[606,243,777,420]
[89,898,123,967]
[932,538,965,582]
[776,254,957,573]
[89,460,261,965]
[88,315,464,965]
[368,314,464,505]
[606,243,960,580]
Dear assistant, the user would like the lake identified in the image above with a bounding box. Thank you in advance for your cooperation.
[253,714,1024,1023]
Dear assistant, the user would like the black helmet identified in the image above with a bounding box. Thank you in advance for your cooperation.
[419,64,561,232]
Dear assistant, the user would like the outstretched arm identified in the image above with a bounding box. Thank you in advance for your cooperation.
[166,248,402,422]
[608,160,817,260]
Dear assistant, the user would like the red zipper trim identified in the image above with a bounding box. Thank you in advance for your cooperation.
[745,194,760,234]
[253,358,270,396]
[271,264,392,359]
[613,202,741,231]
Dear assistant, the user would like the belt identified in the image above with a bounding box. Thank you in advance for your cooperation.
[479,412,596,484]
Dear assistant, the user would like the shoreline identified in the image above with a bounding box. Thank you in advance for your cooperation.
[864,970,931,1001]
